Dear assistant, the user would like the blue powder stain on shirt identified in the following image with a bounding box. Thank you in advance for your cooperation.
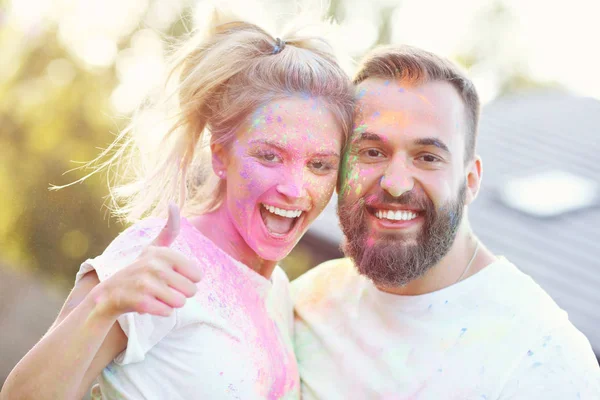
[444,300,448,304]
[459,328,468,337]
[542,335,552,347]
[532,362,543,368]
[437,368,443,373]
[527,350,534,356]
[428,304,433,310]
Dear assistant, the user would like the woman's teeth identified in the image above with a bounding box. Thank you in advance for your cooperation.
[262,204,303,218]
[375,209,418,221]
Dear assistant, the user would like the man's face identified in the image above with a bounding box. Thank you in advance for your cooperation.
[338,78,474,287]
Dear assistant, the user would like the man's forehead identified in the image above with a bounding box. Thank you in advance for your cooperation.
[355,78,465,127]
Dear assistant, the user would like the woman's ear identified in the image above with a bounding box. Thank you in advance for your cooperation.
[211,142,228,179]
[465,155,483,205]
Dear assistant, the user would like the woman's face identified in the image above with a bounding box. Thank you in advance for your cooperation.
[219,96,343,261]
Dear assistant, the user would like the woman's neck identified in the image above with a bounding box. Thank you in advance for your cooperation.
[189,205,278,279]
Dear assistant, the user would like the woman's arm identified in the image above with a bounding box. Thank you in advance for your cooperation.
[1,206,201,400]
[1,270,126,400]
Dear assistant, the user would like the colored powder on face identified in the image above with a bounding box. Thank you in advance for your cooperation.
[356,87,367,99]
[355,184,362,196]
[416,94,432,106]
[377,110,410,128]
[354,123,368,134]
[339,153,359,197]
[384,80,390,86]
[398,87,405,92]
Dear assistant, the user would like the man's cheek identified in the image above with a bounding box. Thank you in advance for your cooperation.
[339,155,363,197]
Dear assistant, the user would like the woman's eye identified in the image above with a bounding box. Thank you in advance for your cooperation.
[310,160,334,173]
[260,152,280,162]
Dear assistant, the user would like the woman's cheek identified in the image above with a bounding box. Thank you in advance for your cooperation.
[312,175,337,210]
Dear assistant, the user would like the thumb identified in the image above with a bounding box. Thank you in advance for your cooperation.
[152,203,181,247]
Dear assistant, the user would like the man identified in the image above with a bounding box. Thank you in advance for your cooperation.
[292,45,600,399]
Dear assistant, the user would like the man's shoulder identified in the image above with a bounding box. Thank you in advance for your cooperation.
[291,258,361,303]
[485,258,568,323]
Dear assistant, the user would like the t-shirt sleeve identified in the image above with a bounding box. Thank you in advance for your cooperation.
[499,323,600,399]
[75,218,189,365]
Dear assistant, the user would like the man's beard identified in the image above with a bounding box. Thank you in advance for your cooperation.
[338,183,467,288]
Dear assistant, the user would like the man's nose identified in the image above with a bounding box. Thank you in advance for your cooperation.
[380,156,414,198]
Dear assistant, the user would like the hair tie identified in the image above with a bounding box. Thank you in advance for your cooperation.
[272,38,286,55]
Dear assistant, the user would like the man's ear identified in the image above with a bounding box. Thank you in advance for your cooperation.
[465,155,482,205]
[211,142,228,178]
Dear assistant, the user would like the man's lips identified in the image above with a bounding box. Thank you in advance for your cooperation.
[364,205,424,230]
[366,204,422,220]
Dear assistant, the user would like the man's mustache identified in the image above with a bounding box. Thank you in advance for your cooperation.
[363,189,432,210]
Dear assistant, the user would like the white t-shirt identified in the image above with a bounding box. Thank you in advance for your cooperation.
[292,257,600,400]
[77,217,300,400]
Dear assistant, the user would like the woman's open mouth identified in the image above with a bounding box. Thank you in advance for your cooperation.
[259,203,304,237]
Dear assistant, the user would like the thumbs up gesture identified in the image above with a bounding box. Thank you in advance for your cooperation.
[93,204,203,319]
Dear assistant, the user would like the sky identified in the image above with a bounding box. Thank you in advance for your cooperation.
[5,0,600,112]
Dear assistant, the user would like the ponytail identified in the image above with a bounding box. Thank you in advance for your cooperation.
[56,9,355,223]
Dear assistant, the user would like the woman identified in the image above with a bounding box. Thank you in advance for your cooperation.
[2,11,354,400]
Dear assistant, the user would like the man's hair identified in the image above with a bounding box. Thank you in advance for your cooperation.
[353,45,480,162]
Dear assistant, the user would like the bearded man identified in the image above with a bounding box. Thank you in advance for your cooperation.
[292,45,600,399]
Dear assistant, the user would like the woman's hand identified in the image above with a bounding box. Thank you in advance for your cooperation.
[92,203,203,320]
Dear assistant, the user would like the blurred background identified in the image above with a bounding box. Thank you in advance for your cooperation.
[1,0,599,388]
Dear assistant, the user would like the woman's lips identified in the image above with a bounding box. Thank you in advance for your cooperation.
[260,204,303,236]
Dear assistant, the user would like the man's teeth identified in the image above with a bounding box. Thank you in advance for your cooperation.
[262,204,303,218]
[375,209,418,221]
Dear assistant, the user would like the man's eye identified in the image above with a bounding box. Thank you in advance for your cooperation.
[362,149,384,158]
[419,154,440,163]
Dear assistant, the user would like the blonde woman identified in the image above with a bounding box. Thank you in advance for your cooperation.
[2,13,354,400]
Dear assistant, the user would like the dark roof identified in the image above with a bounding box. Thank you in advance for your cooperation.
[305,90,600,355]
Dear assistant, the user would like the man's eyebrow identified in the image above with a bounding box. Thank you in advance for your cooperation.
[355,131,384,142]
[414,137,450,153]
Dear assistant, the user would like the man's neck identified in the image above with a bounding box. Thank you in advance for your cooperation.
[376,225,497,296]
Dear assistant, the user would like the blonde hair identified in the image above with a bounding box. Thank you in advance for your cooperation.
[64,11,354,222]
[354,45,480,162]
